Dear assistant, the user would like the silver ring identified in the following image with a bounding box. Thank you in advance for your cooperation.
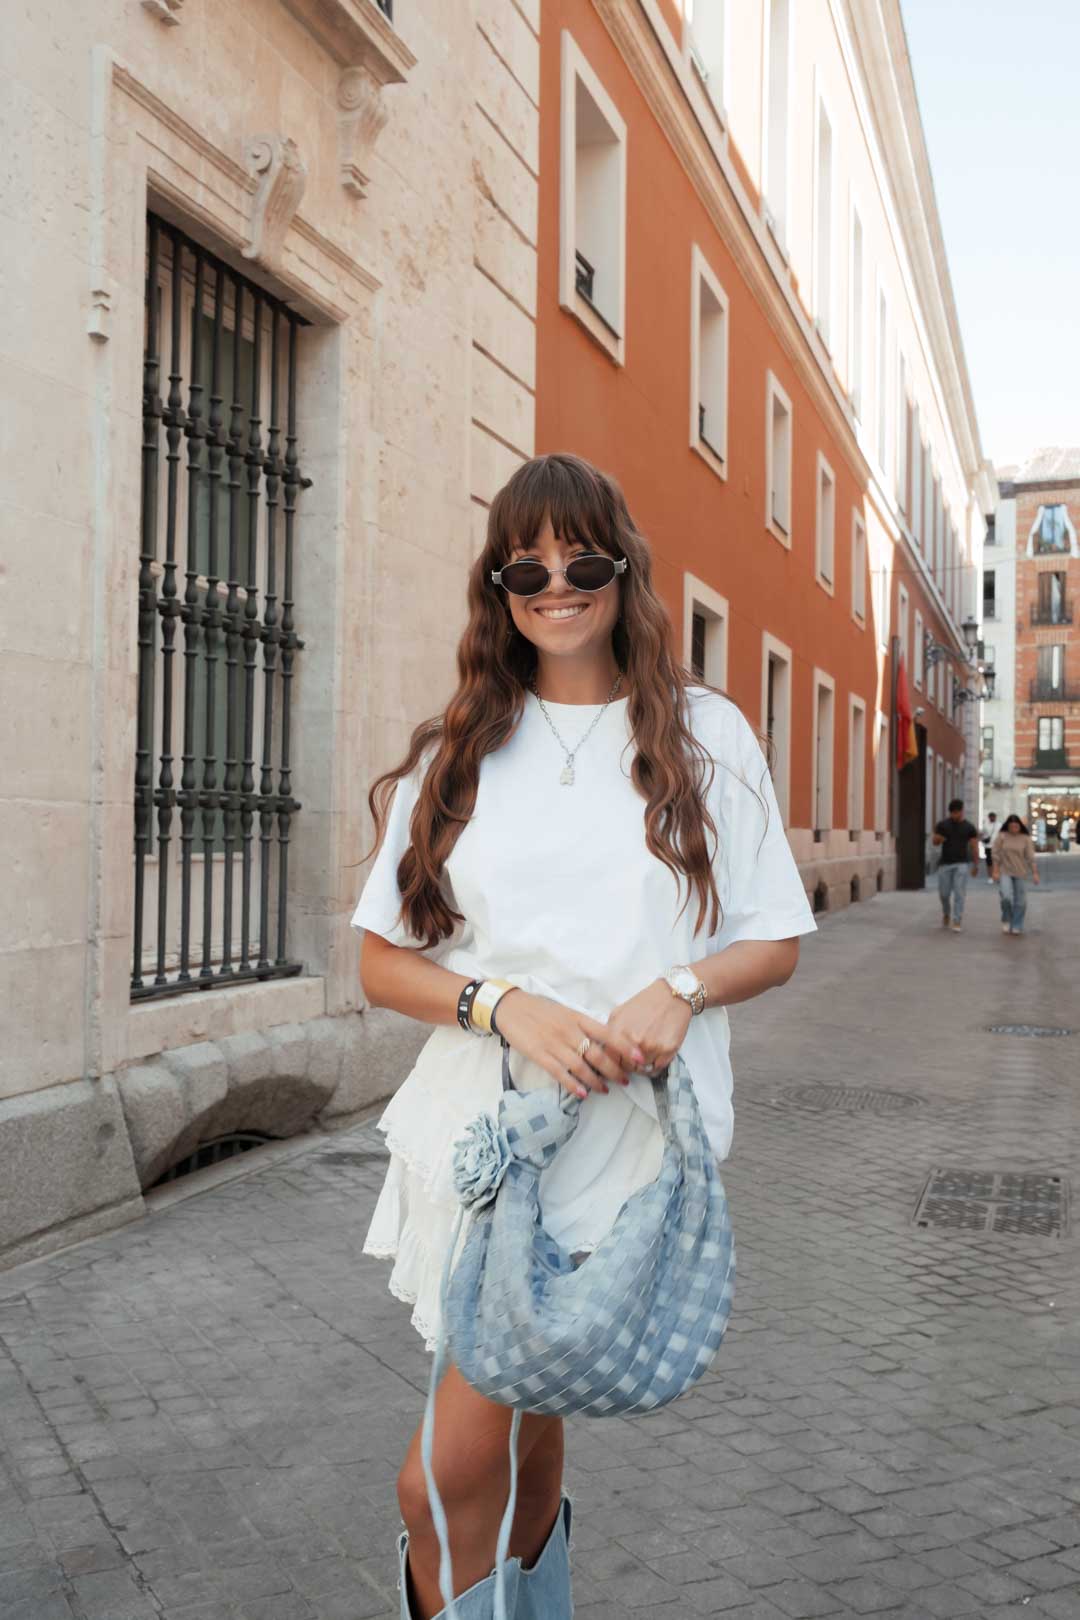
[578,1036,591,1060]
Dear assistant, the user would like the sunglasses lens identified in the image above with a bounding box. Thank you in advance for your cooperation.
[565,555,617,591]
[500,560,550,596]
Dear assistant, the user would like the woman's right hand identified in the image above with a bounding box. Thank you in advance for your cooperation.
[493,990,643,1100]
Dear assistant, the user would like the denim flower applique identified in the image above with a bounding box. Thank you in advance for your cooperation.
[452,1112,512,1208]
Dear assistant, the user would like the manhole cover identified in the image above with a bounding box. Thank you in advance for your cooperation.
[988,1025,1074,1038]
[914,1167,1069,1238]
[785,1084,924,1115]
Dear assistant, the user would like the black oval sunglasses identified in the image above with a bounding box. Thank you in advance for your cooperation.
[490,553,628,598]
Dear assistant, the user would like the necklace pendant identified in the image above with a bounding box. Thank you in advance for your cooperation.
[560,763,575,786]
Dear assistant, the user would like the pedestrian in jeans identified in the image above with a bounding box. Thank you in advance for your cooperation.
[979,811,998,880]
[932,798,979,932]
[992,814,1040,935]
[1061,815,1075,854]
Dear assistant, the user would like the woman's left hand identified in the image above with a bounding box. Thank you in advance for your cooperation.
[606,979,692,1075]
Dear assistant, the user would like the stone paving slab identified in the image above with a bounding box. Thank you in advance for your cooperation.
[1,873,1079,1617]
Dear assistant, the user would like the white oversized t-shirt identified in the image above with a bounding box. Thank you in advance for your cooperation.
[351,686,815,1161]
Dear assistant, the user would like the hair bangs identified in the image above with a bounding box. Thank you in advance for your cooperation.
[490,455,622,563]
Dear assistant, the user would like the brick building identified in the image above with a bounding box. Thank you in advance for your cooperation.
[1003,450,1080,842]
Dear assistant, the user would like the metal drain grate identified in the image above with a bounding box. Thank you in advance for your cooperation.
[784,1084,924,1115]
[988,1024,1074,1038]
[914,1167,1069,1238]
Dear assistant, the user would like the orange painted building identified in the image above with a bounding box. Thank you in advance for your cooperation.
[533,0,992,901]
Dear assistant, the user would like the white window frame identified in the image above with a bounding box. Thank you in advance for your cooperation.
[812,668,836,838]
[762,0,793,251]
[559,31,628,366]
[874,710,888,834]
[875,276,889,479]
[925,745,935,835]
[913,609,924,690]
[761,632,793,822]
[812,81,835,349]
[848,695,867,833]
[685,0,727,124]
[689,245,729,478]
[765,370,793,546]
[896,351,909,519]
[872,537,890,651]
[898,583,910,671]
[815,451,836,593]
[683,573,729,690]
[851,510,867,626]
[847,197,864,420]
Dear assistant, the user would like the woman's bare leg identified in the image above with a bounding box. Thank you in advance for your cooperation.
[397,1364,563,1618]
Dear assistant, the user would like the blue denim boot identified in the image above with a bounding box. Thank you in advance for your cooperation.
[516,1496,573,1619]
[398,1531,521,1619]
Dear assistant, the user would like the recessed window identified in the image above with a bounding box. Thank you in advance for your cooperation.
[983,568,996,621]
[766,371,792,544]
[813,671,835,837]
[1038,716,1064,753]
[913,611,924,690]
[849,698,867,833]
[875,284,889,473]
[898,584,910,669]
[559,32,627,364]
[851,511,867,625]
[762,634,792,820]
[764,0,791,246]
[848,205,864,418]
[690,246,729,475]
[683,574,729,688]
[897,355,910,519]
[686,0,726,118]
[813,93,833,347]
[1032,503,1072,556]
[874,712,888,833]
[815,453,836,592]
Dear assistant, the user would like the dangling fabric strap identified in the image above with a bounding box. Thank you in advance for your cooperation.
[418,1208,522,1620]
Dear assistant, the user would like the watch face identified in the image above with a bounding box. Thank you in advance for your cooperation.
[669,967,697,995]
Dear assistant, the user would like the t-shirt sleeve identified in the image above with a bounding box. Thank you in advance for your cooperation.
[708,706,817,951]
[350,765,429,948]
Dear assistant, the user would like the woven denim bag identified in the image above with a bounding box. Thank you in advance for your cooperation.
[418,1039,736,1618]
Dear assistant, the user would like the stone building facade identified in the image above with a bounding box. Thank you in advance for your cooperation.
[1,0,540,1266]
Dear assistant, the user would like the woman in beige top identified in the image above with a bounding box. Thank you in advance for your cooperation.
[992,815,1040,935]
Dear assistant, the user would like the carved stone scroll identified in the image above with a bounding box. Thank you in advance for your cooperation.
[337,64,390,199]
[243,135,308,273]
[141,0,184,24]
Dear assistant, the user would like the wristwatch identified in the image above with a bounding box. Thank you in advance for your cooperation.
[664,965,707,1016]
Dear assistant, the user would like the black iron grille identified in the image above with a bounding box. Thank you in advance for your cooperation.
[988,1025,1074,1039]
[150,1130,280,1187]
[135,214,307,1000]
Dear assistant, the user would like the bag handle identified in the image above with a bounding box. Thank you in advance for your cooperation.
[500,1037,673,1132]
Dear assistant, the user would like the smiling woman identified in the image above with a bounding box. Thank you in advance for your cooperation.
[351,452,815,1619]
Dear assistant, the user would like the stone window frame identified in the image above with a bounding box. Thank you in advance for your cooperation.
[89,48,382,1079]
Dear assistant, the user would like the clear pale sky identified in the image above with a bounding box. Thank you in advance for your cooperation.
[900,0,1080,470]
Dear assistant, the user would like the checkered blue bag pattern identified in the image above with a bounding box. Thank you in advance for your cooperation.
[418,1040,735,1618]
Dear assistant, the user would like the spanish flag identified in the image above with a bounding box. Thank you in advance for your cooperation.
[895,656,918,770]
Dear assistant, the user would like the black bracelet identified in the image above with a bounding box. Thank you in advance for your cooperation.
[457,978,484,1035]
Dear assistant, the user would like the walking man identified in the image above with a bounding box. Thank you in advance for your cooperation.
[1061,814,1075,854]
[980,810,998,880]
[932,798,980,932]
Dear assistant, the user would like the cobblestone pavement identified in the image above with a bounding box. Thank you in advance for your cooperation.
[2,872,1079,1620]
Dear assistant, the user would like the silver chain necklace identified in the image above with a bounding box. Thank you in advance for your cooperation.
[529,672,623,786]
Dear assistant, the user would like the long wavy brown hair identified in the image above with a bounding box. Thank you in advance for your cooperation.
[368,453,724,948]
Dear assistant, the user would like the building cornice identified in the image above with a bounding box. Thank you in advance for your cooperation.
[841,0,986,496]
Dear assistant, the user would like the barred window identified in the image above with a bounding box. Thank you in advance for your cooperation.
[134,213,307,999]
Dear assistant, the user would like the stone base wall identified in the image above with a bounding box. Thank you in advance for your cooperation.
[0,1008,426,1274]
[796,848,898,916]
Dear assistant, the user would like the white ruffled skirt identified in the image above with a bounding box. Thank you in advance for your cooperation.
[363,1024,664,1351]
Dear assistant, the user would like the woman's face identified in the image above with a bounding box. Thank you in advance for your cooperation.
[1004,820,1021,835]
[504,520,621,664]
